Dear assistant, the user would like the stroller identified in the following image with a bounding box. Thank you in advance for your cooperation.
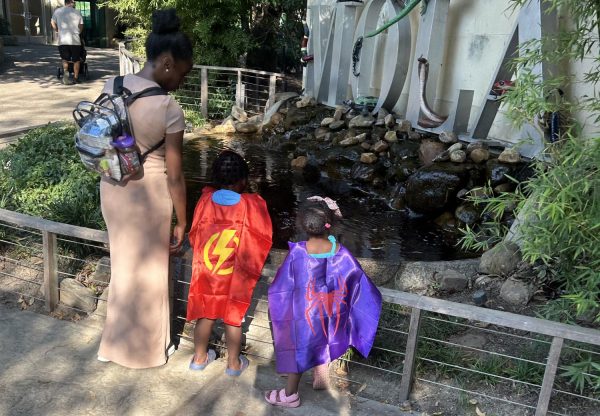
[57,35,89,81]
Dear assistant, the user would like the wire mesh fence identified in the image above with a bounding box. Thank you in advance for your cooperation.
[1,209,600,415]
[119,43,286,122]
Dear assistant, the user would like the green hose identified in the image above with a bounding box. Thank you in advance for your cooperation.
[364,0,422,39]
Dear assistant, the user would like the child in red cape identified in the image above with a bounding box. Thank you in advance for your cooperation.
[186,150,272,375]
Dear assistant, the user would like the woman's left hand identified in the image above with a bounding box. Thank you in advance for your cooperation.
[170,222,186,254]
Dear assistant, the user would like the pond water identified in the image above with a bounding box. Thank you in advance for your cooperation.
[182,135,472,262]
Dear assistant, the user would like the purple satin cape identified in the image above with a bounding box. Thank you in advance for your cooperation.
[268,241,382,374]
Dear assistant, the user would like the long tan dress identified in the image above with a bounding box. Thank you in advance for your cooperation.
[98,74,186,369]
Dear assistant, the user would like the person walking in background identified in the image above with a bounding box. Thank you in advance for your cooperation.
[51,0,83,85]
[97,8,193,369]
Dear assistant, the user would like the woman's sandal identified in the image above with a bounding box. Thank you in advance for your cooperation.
[264,389,301,408]
[312,363,330,390]
[225,354,249,377]
[189,349,216,371]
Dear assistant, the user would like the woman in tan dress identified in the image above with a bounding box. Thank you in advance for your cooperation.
[97,9,193,369]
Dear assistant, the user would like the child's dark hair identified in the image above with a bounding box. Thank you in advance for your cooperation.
[211,150,249,188]
[145,9,193,62]
[298,199,336,237]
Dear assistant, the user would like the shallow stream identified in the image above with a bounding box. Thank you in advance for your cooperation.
[182,135,471,262]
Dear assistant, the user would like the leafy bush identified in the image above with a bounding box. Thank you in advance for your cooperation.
[0,124,104,230]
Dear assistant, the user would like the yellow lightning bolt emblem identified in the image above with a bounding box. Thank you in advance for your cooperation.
[203,230,240,275]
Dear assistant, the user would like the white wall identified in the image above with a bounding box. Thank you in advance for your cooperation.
[305,0,599,146]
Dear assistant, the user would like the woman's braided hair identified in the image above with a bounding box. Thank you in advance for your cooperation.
[211,150,249,188]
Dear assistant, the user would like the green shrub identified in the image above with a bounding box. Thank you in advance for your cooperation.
[0,123,104,230]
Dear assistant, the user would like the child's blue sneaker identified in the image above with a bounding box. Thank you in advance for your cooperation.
[189,349,216,371]
[225,355,250,377]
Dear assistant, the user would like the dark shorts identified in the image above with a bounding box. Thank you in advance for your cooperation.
[58,45,82,62]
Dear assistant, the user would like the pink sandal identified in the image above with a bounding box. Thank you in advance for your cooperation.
[312,363,330,390]
[264,389,301,408]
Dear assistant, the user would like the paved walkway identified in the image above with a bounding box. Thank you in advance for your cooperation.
[0,304,414,416]
[0,44,119,136]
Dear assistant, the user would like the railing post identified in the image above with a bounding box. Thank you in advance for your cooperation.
[236,70,243,108]
[201,67,208,119]
[536,337,564,416]
[399,307,422,401]
[268,74,277,109]
[42,231,58,312]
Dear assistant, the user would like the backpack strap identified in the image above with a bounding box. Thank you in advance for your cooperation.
[140,138,166,162]
[113,75,125,95]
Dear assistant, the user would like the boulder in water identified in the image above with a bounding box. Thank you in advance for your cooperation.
[372,140,389,153]
[396,120,412,133]
[419,139,447,166]
[486,159,514,186]
[384,130,398,143]
[329,120,345,131]
[350,163,376,182]
[296,95,317,108]
[385,114,396,128]
[334,107,345,121]
[291,156,308,170]
[455,204,480,224]
[231,105,248,122]
[405,164,468,214]
[498,147,521,164]
[213,117,237,134]
[321,117,335,127]
[340,136,360,147]
[450,150,467,163]
[470,148,490,164]
[235,121,261,134]
[349,114,375,129]
[439,131,458,144]
[360,153,378,164]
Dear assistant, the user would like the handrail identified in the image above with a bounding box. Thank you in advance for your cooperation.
[380,287,600,346]
[0,208,108,244]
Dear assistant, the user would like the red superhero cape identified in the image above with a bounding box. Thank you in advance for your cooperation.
[186,187,273,326]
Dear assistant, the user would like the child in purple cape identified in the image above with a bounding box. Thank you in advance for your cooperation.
[265,196,382,407]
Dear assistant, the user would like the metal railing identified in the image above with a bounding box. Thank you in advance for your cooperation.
[1,207,599,415]
[118,43,286,119]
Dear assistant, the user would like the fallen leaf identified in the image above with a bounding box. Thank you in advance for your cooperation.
[475,406,486,416]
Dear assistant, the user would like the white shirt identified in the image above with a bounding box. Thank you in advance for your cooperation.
[51,6,83,46]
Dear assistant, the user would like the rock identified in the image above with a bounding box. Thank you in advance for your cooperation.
[355,133,368,143]
[265,92,298,110]
[494,183,513,193]
[348,114,375,129]
[356,258,398,286]
[390,141,420,160]
[455,204,480,224]
[408,131,421,140]
[437,269,469,292]
[361,141,373,150]
[314,127,331,141]
[470,148,490,164]
[479,242,521,276]
[372,140,389,153]
[360,153,378,164]
[472,289,488,306]
[405,164,468,214]
[329,120,345,131]
[333,108,345,121]
[321,117,335,127]
[500,278,533,306]
[339,136,360,147]
[467,141,487,153]
[434,211,456,229]
[418,139,447,166]
[248,114,263,124]
[384,130,398,143]
[395,258,480,294]
[450,150,467,163]
[92,257,111,285]
[235,121,261,134]
[213,117,236,134]
[59,278,97,312]
[396,120,412,133]
[498,147,521,164]
[231,105,248,122]
[377,107,389,119]
[439,131,458,144]
[486,160,514,186]
[389,184,407,210]
[384,114,396,128]
[448,143,463,153]
[350,163,376,182]
[296,95,317,108]
[291,156,308,169]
